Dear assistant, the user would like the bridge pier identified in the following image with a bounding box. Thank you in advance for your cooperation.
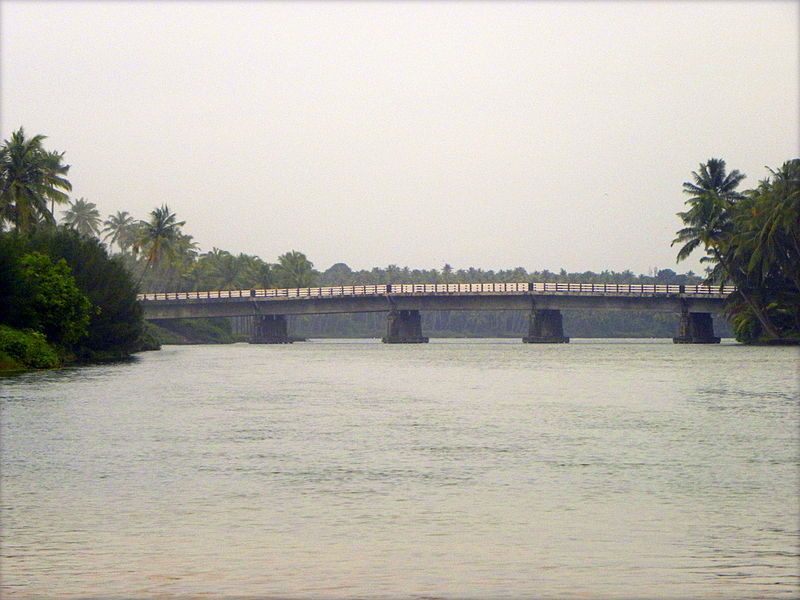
[523,309,570,344]
[250,314,291,344]
[382,310,429,344]
[673,310,720,344]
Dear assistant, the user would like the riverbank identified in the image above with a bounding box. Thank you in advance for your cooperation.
[0,324,160,374]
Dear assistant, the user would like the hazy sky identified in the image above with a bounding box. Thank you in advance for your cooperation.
[2,1,798,275]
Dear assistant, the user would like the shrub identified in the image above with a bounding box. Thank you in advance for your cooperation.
[25,228,145,360]
[18,252,92,347]
[0,325,60,369]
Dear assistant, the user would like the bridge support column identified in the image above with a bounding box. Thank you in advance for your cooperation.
[250,314,291,344]
[523,309,569,344]
[382,310,429,344]
[673,310,720,344]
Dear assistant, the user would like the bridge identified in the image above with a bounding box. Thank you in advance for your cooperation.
[138,282,734,344]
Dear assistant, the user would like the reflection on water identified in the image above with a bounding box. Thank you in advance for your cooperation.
[1,339,798,598]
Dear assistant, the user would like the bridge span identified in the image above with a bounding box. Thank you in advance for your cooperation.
[138,282,734,344]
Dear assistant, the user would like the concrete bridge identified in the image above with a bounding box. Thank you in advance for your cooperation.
[138,282,734,344]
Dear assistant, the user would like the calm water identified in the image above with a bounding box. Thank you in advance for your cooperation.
[1,339,798,599]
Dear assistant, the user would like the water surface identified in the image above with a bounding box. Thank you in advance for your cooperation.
[1,339,798,598]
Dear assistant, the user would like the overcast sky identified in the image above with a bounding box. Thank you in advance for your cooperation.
[2,1,797,275]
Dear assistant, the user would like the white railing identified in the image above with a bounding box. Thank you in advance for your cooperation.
[137,282,736,302]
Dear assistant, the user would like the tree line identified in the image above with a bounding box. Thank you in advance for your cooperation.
[0,127,706,296]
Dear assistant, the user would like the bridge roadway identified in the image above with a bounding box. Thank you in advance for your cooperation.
[139,282,733,344]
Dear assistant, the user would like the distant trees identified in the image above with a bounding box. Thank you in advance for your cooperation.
[63,197,102,237]
[102,211,137,254]
[0,127,71,232]
[134,204,186,280]
[275,250,316,288]
[442,263,453,282]
[674,158,799,342]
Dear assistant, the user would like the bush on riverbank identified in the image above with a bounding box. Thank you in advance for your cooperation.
[0,229,151,370]
[0,325,61,370]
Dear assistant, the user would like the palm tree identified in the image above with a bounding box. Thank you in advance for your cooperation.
[730,160,800,335]
[134,205,185,284]
[275,250,316,288]
[442,263,453,283]
[737,160,800,291]
[252,260,275,289]
[672,158,778,338]
[103,210,136,254]
[672,159,744,261]
[0,127,71,232]
[213,251,243,290]
[63,198,102,237]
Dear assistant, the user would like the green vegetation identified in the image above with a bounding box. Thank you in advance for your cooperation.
[0,127,71,233]
[1,128,151,371]
[17,251,92,347]
[0,325,60,370]
[0,229,150,367]
[674,158,799,343]
[62,197,101,237]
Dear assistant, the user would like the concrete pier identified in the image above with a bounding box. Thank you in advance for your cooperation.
[522,309,570,344]
[673,310,720,344]
[251,314,291,344]
[382,310,429,344]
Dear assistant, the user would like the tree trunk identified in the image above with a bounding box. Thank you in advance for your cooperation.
[716,251,781,339]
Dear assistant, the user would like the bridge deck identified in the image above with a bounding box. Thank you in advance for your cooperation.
[139,282,734,320]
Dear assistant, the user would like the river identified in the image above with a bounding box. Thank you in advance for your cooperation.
[1,339,798,598]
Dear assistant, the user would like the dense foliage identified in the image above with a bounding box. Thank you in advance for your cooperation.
[17,252,92,347]
[674,158,799,343]
[0,229,146,364]
[0,129,149,369]
[0,325,60,369]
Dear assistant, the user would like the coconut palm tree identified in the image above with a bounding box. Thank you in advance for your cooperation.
[275,250,316,288]
[729,159,800,336]
[672,158,745,263]
[211,251,243,290]
[103,210,137,254]
[0,127,71,232]
[252,260,275,289]
[63,198,102,237]
[442,263,453,283]
[134,205,185,284]
[672,158,779,338]
[737,159,800,291]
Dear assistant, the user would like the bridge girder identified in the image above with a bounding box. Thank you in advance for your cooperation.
[142,292,725,321]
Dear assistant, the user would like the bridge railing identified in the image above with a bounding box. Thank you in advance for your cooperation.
[391,283,530,294]
[137,282,737,301]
